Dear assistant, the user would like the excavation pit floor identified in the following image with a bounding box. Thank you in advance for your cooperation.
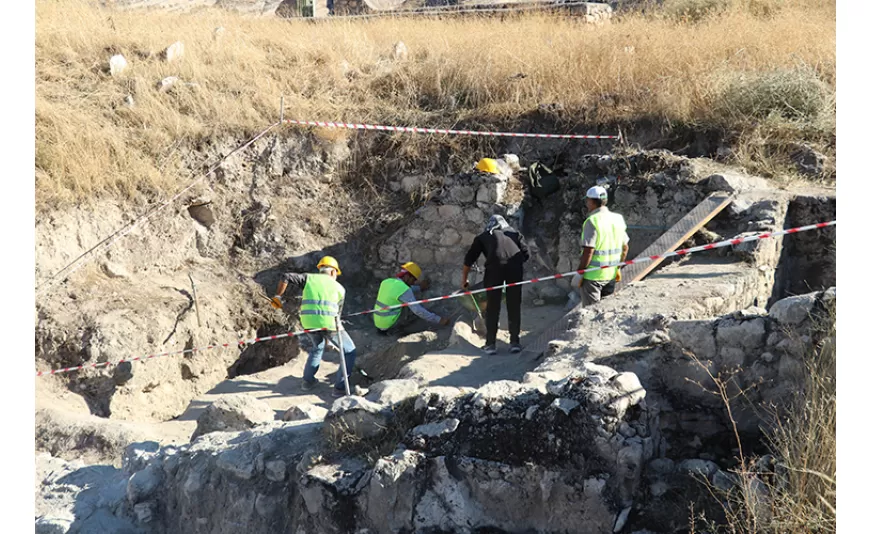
[149,303,568,441]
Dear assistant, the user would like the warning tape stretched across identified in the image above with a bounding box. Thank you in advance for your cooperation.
[35,220,834,378]
[37,119,615,297]
[36,328,329,377]
[344,220,836,317]
[284,119,620,140]
[35,121,282,296]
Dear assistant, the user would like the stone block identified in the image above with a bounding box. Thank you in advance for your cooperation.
[282,403,329,422]
[366,379,420,406]
[439,228,461,247]
[411,418,460,438]
[716,317,766,352]
[669,319,716,359]
[127,465,162,504]
[108,54,127,76]
[770,292,817,326]
[465,207,484,224]
[719,346,746,369]
[326,396,389,440]
[437,205,463,220]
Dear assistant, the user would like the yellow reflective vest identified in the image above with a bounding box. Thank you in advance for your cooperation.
[581,209,627,282]
[373,277,410,330]
[299,273,345,331]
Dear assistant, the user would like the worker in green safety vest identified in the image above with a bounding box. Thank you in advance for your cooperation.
[574,186,630,307]
[271,255,358,397]
[373,261,451,334]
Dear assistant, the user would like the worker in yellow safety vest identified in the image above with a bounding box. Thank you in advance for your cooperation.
[373,262,451,334]
[271,256,357,397]
[574,186,630,307]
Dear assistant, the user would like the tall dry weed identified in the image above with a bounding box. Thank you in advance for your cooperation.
[691,299,836,534]
[35,0,835,209]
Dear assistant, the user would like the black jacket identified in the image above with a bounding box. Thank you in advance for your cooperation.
[464,228,530,269]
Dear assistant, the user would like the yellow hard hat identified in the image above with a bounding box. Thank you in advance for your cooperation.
[317,256,342,276]
[401,261,422,280]
[475,158,500,174]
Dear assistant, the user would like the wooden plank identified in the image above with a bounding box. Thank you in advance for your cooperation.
[615,192,733,291]
[520,192,732,358]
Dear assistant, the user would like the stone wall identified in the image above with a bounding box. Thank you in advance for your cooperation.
[368,160,523,297]
[652,288,835,458]
[37,363,658,534]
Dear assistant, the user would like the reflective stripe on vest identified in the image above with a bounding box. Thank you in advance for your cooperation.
[581,209,626,282]
[300,273,345,331]
[373,277,411,330]
[301,299,340,311]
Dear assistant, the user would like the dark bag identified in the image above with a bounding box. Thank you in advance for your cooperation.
[528,162,560,200]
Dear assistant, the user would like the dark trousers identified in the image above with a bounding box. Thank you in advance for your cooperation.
[483,260,523,346]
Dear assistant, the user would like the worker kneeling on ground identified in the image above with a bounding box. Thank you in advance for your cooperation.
[373,261,450,334]
[271,256,357,398]
[574,186,629,307]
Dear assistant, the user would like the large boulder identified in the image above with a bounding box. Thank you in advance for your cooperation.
[191,394,275,441]
[325,396,390,440]
[668,319,716,359]
[366,379,420,406]
[770,292,818,326]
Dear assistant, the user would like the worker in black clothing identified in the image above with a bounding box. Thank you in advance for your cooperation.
[461,214,530,355]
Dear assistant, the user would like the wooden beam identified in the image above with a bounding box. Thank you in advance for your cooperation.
[616,192,733,291]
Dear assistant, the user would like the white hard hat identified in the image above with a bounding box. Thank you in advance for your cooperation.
[586,185,608,199]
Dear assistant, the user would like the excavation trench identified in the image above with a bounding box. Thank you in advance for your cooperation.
[35,132,834,470]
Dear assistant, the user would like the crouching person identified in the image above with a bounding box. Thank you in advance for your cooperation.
[373,261,450,335]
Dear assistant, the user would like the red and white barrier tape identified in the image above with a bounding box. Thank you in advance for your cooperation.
[36,328,329,377]
[36,220,834,378]
[35,121,282,296]
[343,220,837,317]
[284,119,620,140]
[36,119,616,296]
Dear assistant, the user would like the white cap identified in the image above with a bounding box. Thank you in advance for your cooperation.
[586,185,608,199]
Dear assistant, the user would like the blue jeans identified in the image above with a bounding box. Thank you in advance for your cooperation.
[299,330,357,391]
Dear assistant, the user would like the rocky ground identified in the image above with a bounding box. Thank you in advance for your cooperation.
[35,134,836,532]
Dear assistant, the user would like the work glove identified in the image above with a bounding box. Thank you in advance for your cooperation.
[615,268,622,283]
[270,296,283,309]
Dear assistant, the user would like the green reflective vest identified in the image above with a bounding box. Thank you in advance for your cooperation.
[373,277,411,330]
[300,273,345,331]
[581,208,627,282]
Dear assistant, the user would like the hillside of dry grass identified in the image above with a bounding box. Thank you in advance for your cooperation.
[35,0,835,209]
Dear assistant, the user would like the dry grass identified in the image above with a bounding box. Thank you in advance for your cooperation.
[323,397,422,464]
[36,0,835,209]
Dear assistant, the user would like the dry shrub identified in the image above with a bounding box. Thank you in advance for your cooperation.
[323,397,422,464]
[716,68,832,124]
[662,0,732,22]
[35,0,835,210]
[692,300,836,533]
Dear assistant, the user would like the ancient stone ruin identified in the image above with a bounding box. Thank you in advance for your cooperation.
[35,128,836,532]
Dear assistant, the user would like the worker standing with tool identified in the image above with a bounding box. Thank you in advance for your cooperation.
[574,186,630,307]
[373,261,451,335]
[271,256,357,397]
[461,213,530,355]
